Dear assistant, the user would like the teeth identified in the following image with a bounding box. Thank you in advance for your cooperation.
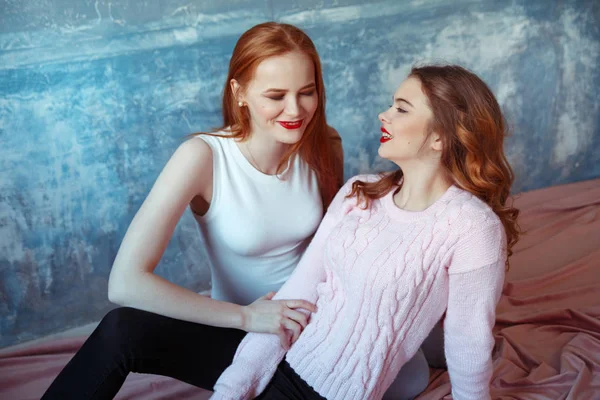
[281,120,302,127]
[382,133,392,139]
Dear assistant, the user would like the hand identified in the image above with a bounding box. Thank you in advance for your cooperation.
[241,292,317,349]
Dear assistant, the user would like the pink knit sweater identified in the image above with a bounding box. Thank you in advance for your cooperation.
[212,175,506,400]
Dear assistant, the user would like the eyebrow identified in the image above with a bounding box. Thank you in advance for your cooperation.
[393,97,414,107]
[264,83,316,93]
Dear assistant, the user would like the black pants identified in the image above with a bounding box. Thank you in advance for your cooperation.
[256,360,326,400]
[41,307,246,400]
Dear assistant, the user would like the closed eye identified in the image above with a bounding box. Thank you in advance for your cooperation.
[389,104,407,113]
[266,91,315,100]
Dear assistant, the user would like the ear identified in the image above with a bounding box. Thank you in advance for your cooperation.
[230,79,244,103]
[430,132,443,152]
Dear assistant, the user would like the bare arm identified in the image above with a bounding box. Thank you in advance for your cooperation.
[108,138,315,339]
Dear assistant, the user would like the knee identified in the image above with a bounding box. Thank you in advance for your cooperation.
[421,321,446,369]
[101,307,138,330]
[94,307,143,347]
[383,349,430,400]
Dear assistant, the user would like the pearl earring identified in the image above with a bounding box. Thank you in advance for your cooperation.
[238,101,244,107]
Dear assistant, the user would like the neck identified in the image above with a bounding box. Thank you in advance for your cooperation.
[393,161,452,212]
[242,132,290,175]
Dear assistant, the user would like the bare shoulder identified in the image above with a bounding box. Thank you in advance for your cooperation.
[170,136,215,212]
[171,136,213,169]
[152,136,214,202]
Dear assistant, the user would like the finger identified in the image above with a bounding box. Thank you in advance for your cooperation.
[277,329,289,349]
[282,319,302,345]
[284,308,308,328]
[285,299,317,313]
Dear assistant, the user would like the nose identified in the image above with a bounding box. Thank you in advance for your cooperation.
[285,96,300,117]
[378,110,389,124]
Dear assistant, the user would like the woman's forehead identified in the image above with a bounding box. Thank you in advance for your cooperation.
[250,52,315,90]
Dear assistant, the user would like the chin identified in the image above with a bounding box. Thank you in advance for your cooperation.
[276,130,305,145]
[377,145,389,159]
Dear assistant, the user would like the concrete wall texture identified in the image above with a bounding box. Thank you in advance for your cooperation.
[1,0,599,347]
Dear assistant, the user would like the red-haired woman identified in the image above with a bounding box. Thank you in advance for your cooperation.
[212,65,520,400]
[42,23,428,400]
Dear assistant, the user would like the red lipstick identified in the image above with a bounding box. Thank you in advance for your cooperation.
[278,120,303,130]
[380,127,392,143]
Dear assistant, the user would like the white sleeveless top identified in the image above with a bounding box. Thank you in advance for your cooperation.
[192,133,323,305]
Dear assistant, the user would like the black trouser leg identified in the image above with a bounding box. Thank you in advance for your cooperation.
[41,307,246,400]
[255,360,326,400]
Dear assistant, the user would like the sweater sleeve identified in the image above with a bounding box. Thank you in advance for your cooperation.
[444,220,506,400]
[211,177,358,400]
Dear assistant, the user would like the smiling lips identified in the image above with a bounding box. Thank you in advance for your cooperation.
[278,120,303,130]
[380,127,392,143]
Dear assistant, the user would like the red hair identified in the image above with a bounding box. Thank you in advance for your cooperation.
[193,22,341,208]
[350,65,520,263]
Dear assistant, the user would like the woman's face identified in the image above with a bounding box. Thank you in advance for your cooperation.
[377,77,441,163]
[233,51,318,145]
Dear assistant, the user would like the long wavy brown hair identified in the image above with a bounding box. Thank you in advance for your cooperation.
[191,22,341,208]
[349,65,520,263]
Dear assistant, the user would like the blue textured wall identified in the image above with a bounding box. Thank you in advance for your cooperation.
[1,0,599,347]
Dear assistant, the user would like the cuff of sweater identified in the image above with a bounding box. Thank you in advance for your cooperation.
[210,391,238,400]
[213,356,277,400]
[451,384,491,400]
[452,392,491,400]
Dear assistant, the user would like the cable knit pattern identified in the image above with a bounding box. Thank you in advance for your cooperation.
[212,174,507,400]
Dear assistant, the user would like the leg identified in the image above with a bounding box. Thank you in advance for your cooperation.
[42,307,245,400]
[256,360,326,400]
[421,320,446,369]
[383,348,430,400]
[383,320,447,400]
